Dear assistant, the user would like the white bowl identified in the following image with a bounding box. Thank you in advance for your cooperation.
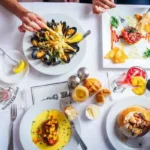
[85,104,100,120]
[0,50,29,84]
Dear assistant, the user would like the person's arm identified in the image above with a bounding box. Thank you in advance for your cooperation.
[0,0,45,32]
[0,0,28,19]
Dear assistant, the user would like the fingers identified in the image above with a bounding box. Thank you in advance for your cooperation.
[109,0,114,2]
[22,16,41,30]
[35,19,46,28]
[93,5,106,14]
[35,14,46,23]
[18,25,26,32]
[94,1,110,9]
[20,23,36,32]
[19,12,46,32]
[100,0,116,8]
[64,0,76,2]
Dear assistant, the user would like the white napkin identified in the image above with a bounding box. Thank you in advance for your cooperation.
[0,109,24,150]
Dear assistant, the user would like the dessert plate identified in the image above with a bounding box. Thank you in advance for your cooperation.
[106,96,150,150]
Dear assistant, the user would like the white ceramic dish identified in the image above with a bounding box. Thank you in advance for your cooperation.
[20,100,81,150]
[85,104,100,120]
[102,5,150,68]
[106,96,150,150]
[0,50,29,84]
[23,13,86,75]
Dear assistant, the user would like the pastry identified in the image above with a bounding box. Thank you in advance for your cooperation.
[116,106,150,138]
[65,105,78,121]
[84,78,102,95]
[96,89,111,105]
[72,86,89,102]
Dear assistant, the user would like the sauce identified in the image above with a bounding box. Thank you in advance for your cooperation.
[31,110,72,150]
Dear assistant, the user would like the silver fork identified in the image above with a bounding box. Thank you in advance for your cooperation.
[8,104,17,150]
[118,16,129,30]
[113,9,129,30]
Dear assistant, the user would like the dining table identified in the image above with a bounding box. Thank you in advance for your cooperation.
[0,2,150,150]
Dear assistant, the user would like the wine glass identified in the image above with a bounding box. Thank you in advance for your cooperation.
[110,66,147,93]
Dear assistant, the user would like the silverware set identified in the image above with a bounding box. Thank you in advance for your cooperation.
[8,104,17,150]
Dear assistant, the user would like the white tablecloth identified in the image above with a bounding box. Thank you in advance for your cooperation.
[0,3,150,150]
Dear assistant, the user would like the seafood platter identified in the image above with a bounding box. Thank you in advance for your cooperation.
[23,14,87,75]
[102,6,150,68]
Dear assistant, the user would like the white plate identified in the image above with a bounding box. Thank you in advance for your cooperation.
[0,50,29,84]
[23,13,86,75]
[102,5,150,69]
[20,100,81,150]
[106,96,150,150]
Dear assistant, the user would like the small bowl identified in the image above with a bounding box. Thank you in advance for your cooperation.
[0,50,29,84]
[85,104,100,120]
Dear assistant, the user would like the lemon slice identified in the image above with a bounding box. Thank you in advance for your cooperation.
[67,33,83,43]
[13,60,26,74]
[72,86,89,102]
[131,76,147,95]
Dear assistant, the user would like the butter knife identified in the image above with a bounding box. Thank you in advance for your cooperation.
[60,98,87,150]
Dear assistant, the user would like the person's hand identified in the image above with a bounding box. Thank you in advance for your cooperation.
[18,12,46,32]
[93,0,116,14]
[64,0,78,2]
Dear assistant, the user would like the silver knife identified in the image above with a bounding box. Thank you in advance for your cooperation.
[60,98,87,150]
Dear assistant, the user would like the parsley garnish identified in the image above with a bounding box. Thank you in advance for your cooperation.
[143,48,150,58]
[110,16,119,28]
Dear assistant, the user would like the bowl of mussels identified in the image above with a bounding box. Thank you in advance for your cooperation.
[23,14,87,75]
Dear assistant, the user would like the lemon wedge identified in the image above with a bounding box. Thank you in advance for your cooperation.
[131,76,147,95]
[72,86,89,102]
[13,60,26,74]
[67,33,83,43]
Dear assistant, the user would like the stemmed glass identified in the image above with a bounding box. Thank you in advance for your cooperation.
[110,66,147,93]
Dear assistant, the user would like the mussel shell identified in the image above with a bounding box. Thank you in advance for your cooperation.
[32,50,46,59]
[63,26,70,37]
[62,22,67,34]
[70,44,80,52]
[30,46,39,51]
[52,57,61,66]
[47,21,53,29]
[52,19,57,26]
[62,53,70,63]
[65,27,77,39]
[41,51,53,65]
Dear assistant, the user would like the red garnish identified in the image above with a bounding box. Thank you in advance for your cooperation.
[122,27,142,44]
[110,26,120,49]
[33,139,40,144]
[144,33,150,42]
[36,130,41,134]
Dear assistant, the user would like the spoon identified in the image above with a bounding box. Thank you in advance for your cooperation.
[81,30,91,41]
